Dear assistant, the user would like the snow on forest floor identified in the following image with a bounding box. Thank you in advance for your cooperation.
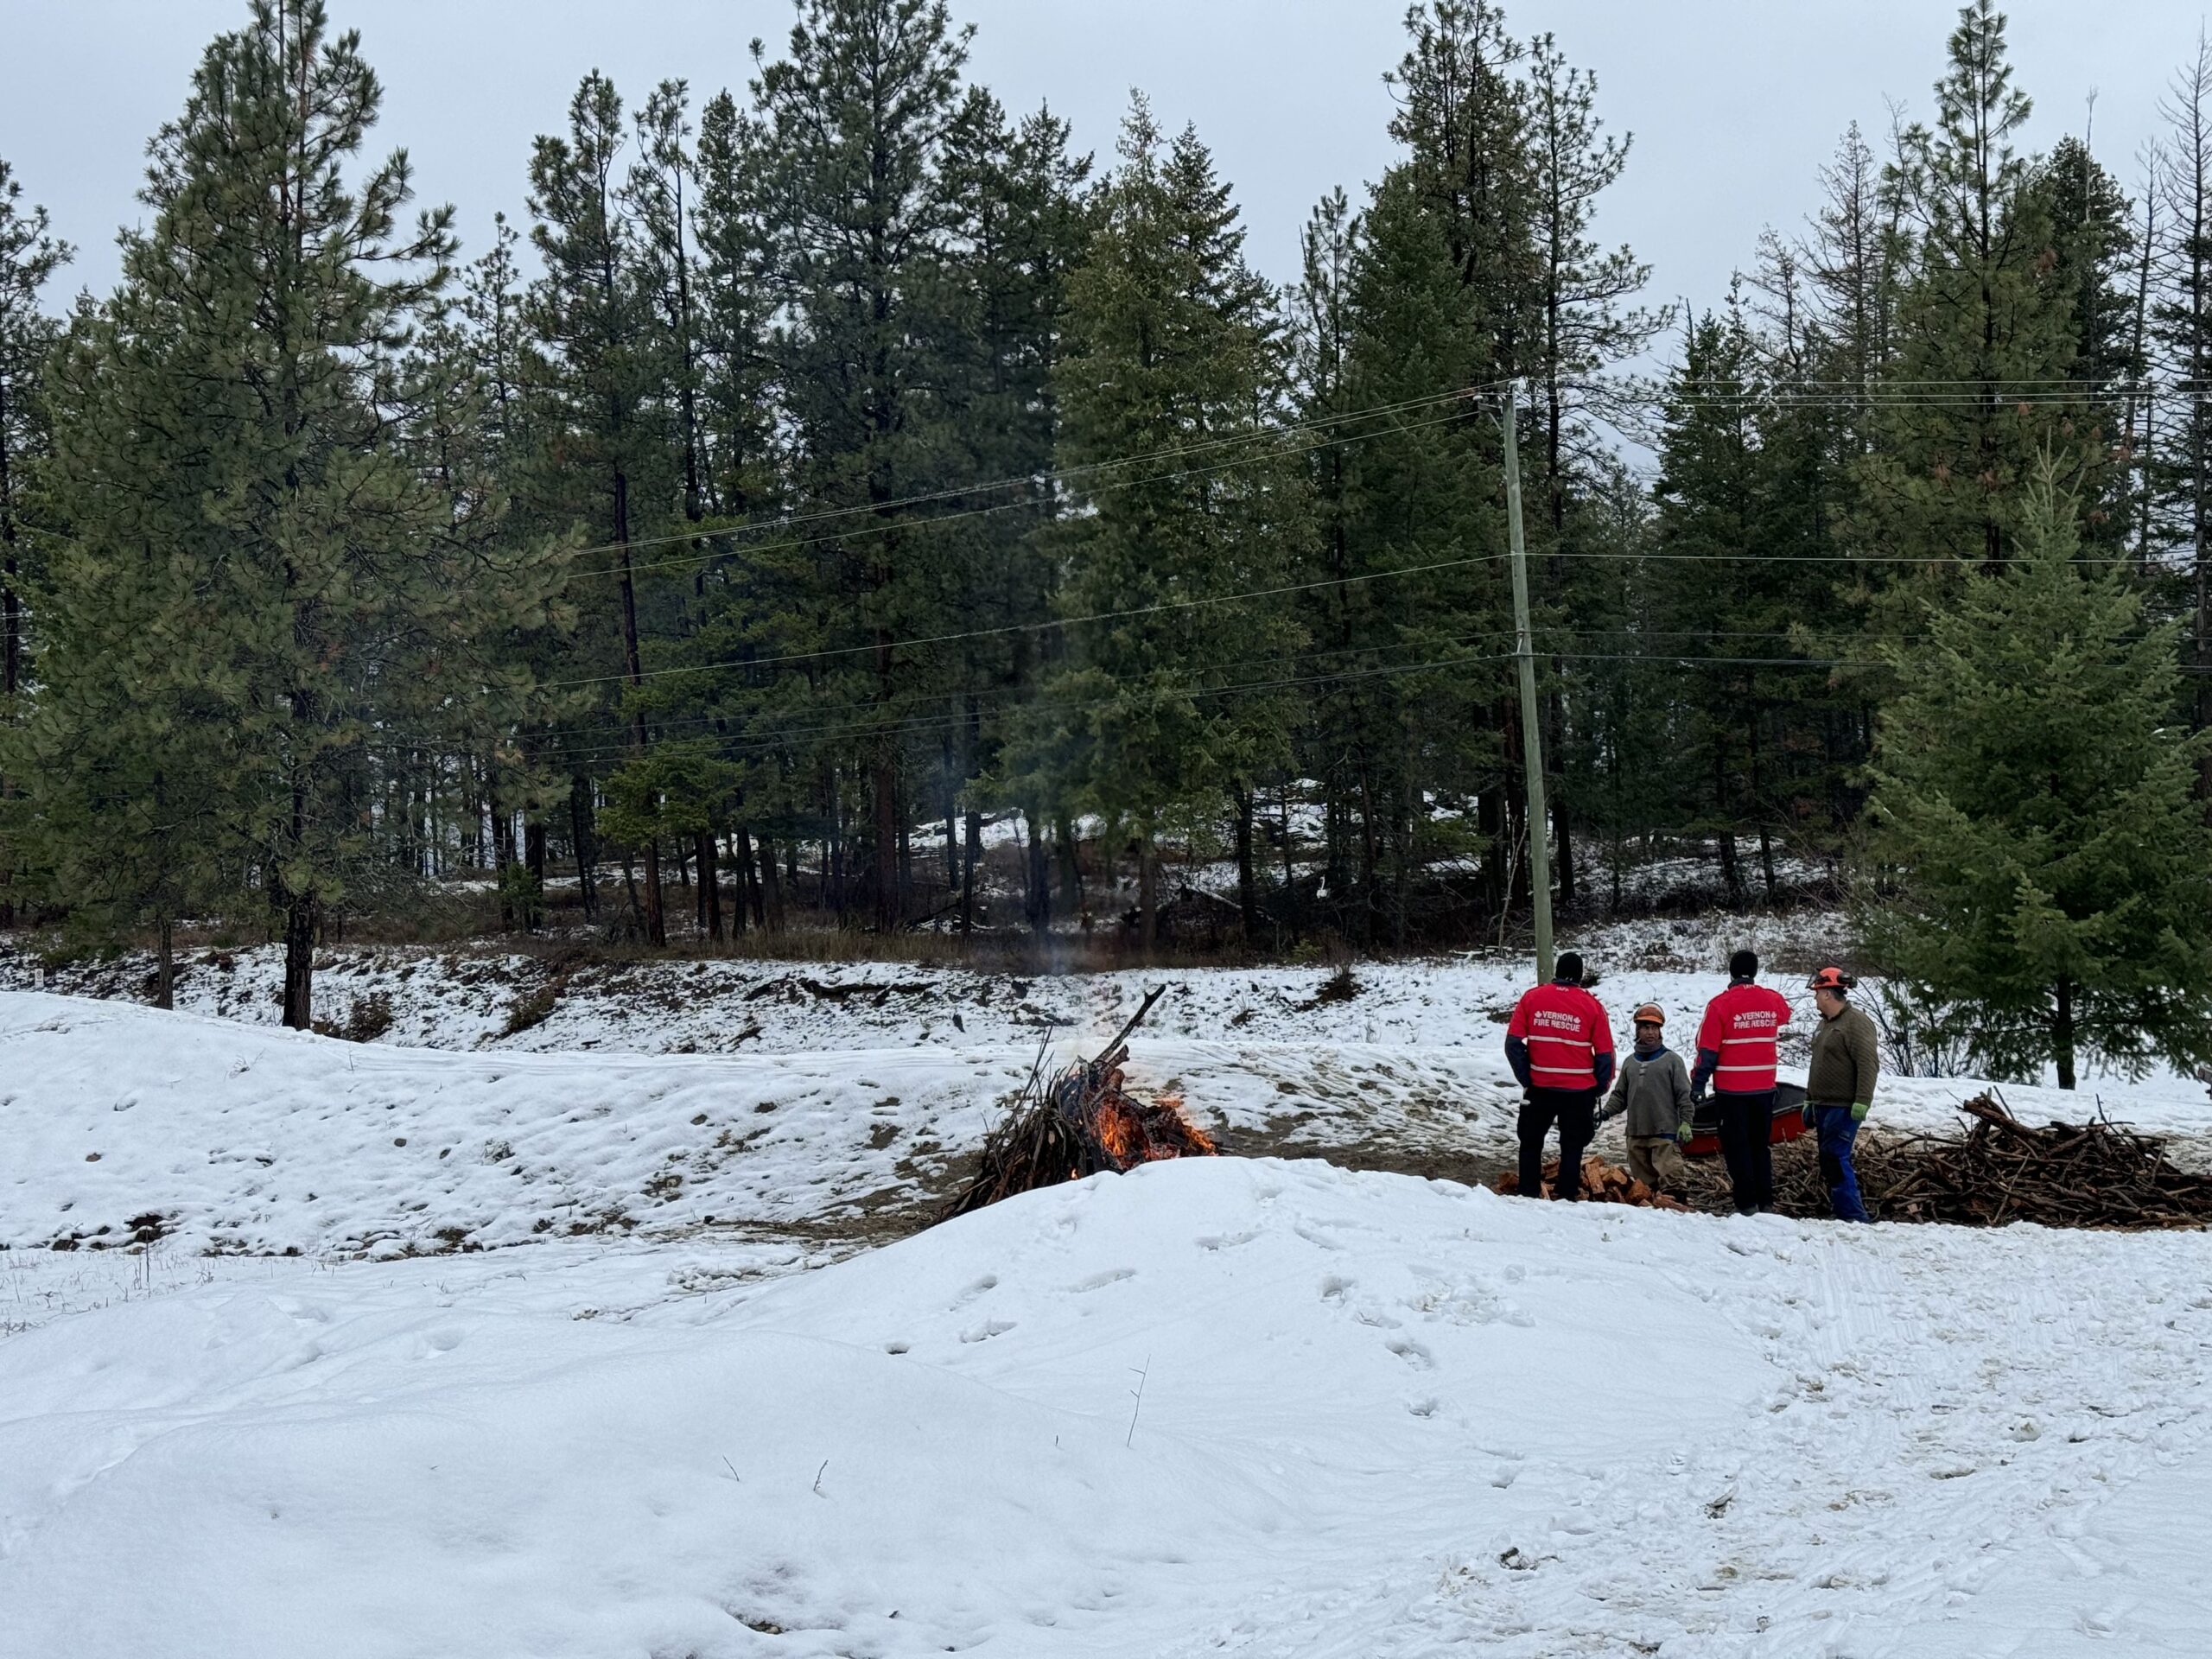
[5,912,2212,1654]
[3,1160,2209,1657]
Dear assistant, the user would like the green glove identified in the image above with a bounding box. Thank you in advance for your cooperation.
[1851,1101,1871,1123]
[1675,1120,1695,1146]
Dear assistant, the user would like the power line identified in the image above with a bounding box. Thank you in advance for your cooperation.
[531,379,1511,582]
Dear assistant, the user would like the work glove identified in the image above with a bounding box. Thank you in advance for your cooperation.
[1851,1100,1871,1123]
[1675,1120,1695,1147]
[1802,1101,1817,1131]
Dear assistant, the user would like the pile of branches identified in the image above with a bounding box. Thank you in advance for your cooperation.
[943,988,1216,1221]
[1686,1093,2212,1230]
[1496,1156,1691,1211]
[1876,1093,2212,1229]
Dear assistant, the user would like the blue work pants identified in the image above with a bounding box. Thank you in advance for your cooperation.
[1815,1105,1870,1223]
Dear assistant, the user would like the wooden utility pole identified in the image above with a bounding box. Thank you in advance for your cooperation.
[1503,380,1554,980]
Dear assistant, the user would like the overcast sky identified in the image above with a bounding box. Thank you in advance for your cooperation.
[8,0,2211,344]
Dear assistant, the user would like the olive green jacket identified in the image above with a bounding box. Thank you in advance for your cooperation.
[1806,1001,1880,1108]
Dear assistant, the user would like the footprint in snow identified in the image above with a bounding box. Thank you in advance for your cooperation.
[948,1274,998,1310]
[1069,1268,1136,1294]
[1196,1230,1258,1251]
[1386,1336,1435,1370]
[959,1319,1017,1344]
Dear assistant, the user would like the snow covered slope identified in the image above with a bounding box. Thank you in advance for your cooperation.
[7,972,2208,1261]
[3,1159,2208,1657]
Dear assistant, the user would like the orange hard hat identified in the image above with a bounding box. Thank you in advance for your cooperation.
[1631,1002,1665,1026]
[1808,966,1855,992]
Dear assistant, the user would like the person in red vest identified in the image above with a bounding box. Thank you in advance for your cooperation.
[1503,952,1616,1201]
[1691,949,1796,1215]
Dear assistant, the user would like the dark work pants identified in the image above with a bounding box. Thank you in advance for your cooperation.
[1713,1089,1775,1214]
[1518,1087,1598,1199]
[1815,1105,1870,1222]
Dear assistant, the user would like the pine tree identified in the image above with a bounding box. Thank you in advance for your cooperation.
[937,91,1091,930]
[0,157,69,926]
[1865,1,2089,573]
[1020,99,1306,945]
[1521,30,1660,908]
[21,0,543,1023]
[1319,166,1510,942]
[693,91,782,522]
[527,70,676,942]
[748,0,973,931]
[1651,298,1766,904]
[1377,1,1546,923]
[2036,133,2142,555]
[1865,474,2212,1088]
[2154,35,2212,764]
[1808,122,1902,412]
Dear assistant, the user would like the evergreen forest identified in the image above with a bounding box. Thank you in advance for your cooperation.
[3,0,2211,1075]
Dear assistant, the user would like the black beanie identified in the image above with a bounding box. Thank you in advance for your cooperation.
[1555,951,1585,984]
[1729,949,1758,981]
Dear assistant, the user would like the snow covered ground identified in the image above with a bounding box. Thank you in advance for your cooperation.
[6,908,2212,1654]
[8,969,2209,1264]
[3,1160,2209,1657]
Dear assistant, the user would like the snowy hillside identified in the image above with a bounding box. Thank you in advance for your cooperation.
[6,911,2212,1656]
[3,1159,2209,1657]
[9,983,2209,1262]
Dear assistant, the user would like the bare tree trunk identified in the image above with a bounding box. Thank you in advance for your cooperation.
[2053,976,2077,1090]
[960,808,981,934]
[1025,810,1052,936]
[1055,813,1083,920]
[612,468,664,947]
[621,853,643,932]
[1230,783,1260,941]
[755,833,784,932]
[1354,748,1380,946]
[569,774,599,922]
[725,832,747,937]
[1748,715,1777,902]
[154,916,175,1012]
[281,887,316,1031]
[872,644,899,934]
[1138,833,1160,950]
[696,830,721,943]
[491,798,518,931]
[524,821,547,929]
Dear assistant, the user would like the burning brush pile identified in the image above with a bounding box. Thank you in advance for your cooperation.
[943,988,1217,1221]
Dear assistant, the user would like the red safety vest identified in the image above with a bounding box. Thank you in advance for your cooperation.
[1507,982,1614,1090]
[1696,982,1795,1093]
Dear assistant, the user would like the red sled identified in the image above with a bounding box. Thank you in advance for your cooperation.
[1684,1082,1808,1159]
